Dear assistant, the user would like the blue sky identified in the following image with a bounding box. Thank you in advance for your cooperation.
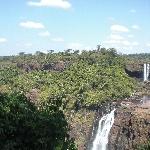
[0,0,150,56]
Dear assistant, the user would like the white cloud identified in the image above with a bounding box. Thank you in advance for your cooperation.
[132,25,140,30]
[103,24,140,51]
[122,40,130,46]
[103,40,121,44]
[111,24,129,32]
[130,9,136,13]
[52,37,64,42]
[104,39,140,47]
[0,38,7,43]
[38,31,50,37]
[25,43,33,47]
[146,43,150,47]
[110,34,124,40]
[128,34,134,38]
[28,0,71,9]
[132,41,139,46]
[66,43,92,51]
[20,21,45,29]
[67,43,83,49]
[103,39,139,47]
[103,34,125,45]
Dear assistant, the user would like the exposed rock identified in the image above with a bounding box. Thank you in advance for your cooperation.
[17,61,69,72]
[125,68,143,79]
[125,64,143,72]
[17,62,40,72]
[68,109,95,150]
[108,101,150,150]
[136,81,150,96]
[71,103,116,150]
[26,88,39,104]
[39,61,68,72]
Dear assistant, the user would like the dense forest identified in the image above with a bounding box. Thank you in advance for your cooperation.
[0,48,149,149]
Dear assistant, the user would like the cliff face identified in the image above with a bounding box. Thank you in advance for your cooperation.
[68,109,96,150]
[108,101,150,150]
[68,103,114,150]
[68,97,150,150]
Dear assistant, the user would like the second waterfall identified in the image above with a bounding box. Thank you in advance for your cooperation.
[144,63,150,81]
[92,109,116,150]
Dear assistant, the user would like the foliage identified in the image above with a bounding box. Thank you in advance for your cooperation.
[0,49,136,109]
[136,141,150,150]
[0,92,76,150]
[0,67,21,85]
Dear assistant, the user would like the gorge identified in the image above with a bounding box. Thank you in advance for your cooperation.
[87,64,150,150]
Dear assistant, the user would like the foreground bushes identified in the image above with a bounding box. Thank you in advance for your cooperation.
[0,92,76,150]
[136,141,150,150]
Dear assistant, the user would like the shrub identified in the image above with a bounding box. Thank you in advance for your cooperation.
[0,92,76,150]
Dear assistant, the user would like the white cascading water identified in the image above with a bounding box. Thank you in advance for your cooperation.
[147,64,149,80]
[144,63,150,81]
[92,109,115,150]
[144,64,147,81]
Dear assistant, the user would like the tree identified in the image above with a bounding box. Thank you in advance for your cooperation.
[65,49,72,54]
[100,47,107,54]
[35,51,45,56]
[108,48,117,57]
[18,52,25,56]
[97,44,101,51]
[0,92,76,150]
[73,50,79,55]
[48,50,54,54]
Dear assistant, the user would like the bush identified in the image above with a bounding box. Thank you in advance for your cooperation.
[0,92,76,150]
[136,141,150,150]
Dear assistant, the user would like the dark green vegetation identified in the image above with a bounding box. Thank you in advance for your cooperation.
[0,48,142,149]
[136,141,150,150]
[0,92,76,150]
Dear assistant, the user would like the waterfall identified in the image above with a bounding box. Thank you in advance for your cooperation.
[147,64,150,80]
[144,63,150,81]
[92,109,115,150]
[144,64,147,81]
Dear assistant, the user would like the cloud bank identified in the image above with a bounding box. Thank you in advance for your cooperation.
[28,0,71,9]
[20,21,45,29]
[0,38,7,43]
